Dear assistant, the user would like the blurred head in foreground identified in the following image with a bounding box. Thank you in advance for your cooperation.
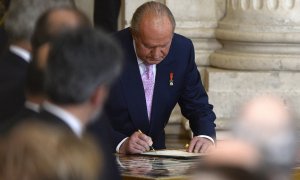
[233,95,297,180]
[198,95,297,180]
[192,164,267,180]
[2,120,101,180]
[44,27,123,126]
[27,7,92,104]
[5,0,75,50]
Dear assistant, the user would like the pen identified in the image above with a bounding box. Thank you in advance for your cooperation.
[138,129,156,151]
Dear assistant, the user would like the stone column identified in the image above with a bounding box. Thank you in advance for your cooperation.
[166,0,225,75]
[209,0,300,129]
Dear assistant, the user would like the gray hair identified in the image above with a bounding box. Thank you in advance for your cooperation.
[131,1,176,33]
[45,28,123,105]
[5,0,75,42]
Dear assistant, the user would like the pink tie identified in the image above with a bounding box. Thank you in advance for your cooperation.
[142,64,155,120]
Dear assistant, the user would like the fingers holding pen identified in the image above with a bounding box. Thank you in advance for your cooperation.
[138,130,153,147]
[120,131,153,154]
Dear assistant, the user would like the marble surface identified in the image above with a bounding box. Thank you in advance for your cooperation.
[116,154,201,180]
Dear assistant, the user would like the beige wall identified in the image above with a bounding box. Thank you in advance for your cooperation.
[74,0,94,24]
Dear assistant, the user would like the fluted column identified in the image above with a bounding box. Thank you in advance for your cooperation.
[211,0,300,70]
[166,0,225,71]
[208,0,300,128]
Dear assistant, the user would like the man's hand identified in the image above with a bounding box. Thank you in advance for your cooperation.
[187,137,214,153]
[119,131,153,154]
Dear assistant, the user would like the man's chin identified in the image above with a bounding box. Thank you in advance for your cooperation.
[146,59,163,65]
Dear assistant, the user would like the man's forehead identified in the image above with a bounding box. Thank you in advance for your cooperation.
[139,13,173,32]
[137,15,173,44]
[48,9,80,28]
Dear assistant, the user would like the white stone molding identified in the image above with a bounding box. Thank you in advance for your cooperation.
[211,0,300,70]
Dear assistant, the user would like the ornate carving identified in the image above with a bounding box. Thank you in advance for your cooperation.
[229,0,296,11]
[212,0,300,70]
[284,0,295,9]
[267,0,279,10]
[230,0,239,10]
[241,0,251,10]
[253,0,263,10]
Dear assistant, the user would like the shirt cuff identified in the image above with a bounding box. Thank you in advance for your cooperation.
[198,135,215,144]
[116,137,128,153]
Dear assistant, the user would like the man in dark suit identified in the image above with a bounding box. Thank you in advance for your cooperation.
[0,7,122,180]
[0,0,74,123]
[0,4,85,134]
[38,28,123,180]
[93,0,121,33]
[106,1,216,154]
[0,42,49,135]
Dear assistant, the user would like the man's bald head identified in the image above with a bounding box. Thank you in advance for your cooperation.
[31,7,91,49]
[131,1,175,34]
[233,95,297,179]
[27,7,91,98]
[237,95,292,136]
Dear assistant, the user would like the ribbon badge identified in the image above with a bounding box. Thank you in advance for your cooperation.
[169,72,174,86]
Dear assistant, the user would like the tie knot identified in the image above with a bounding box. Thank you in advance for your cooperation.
[145,64,153,71]
[144,64,153,78]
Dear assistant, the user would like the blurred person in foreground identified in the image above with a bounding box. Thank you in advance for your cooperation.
[201,95,297,180]
[2,120,101,180]
[191,164,268,180]
[38,28,123,180]
[2,7,122,180]
[0,0,74,126]
[107,1,216,155]
[0,6,91,135]
[232,95,297,180]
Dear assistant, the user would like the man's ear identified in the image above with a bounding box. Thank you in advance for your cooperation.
[90,86,109,108]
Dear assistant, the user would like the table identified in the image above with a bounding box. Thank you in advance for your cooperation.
[116,154,200,180]
[116,154,300,180]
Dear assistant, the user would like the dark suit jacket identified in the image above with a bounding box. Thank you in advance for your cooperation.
[0,106,39,136]
[93,0,120,32]
[0,28,8,55]
[106,28,216,150]
[38,109,121,180]
[0,50,28,124]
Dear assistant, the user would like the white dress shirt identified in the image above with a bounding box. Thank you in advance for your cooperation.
[42,101,83,137]
[24,101,40,113]
[9,45,31,63]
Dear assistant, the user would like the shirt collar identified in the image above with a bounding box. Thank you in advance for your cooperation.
[42,101,83,137]
[133,40,157,77]
[9,45,31,63]
[25,101,40,113]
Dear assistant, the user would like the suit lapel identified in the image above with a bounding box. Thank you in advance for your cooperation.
[121,41,150,134]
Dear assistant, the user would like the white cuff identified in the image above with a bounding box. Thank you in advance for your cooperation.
[116,137,128,153]
[198,135,215,144]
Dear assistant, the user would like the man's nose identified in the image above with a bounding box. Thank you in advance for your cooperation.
[152,47,162,58]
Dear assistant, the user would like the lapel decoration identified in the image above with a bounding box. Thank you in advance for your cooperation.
[169,72,174,86]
